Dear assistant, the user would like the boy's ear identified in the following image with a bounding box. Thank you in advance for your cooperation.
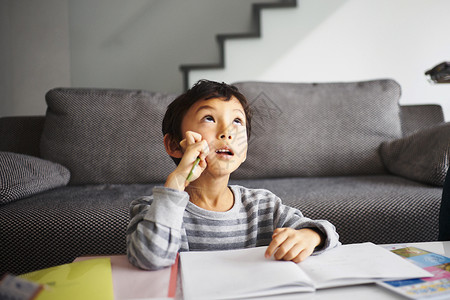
[164,134,183,158]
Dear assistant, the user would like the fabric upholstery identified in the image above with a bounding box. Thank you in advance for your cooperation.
[231,79,403,179]
[0,152,70,204]
[40,88,177,185]
[399,104,445,136]
[231,175,442,244]
[380,122,450,186]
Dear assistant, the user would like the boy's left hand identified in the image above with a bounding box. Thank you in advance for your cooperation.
[265,228,323,263]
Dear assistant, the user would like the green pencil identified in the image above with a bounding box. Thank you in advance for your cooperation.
[186,157,201,182]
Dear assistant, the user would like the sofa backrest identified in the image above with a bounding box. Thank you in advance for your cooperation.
[0,80,445,184]
[232,79,403,179]
[39,88,178,185]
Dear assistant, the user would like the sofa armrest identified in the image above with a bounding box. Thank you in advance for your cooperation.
[380,122,450,186]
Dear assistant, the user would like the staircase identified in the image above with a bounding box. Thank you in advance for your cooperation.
[179,0,297,91]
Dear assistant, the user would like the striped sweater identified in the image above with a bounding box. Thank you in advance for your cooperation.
[126,185,340,270]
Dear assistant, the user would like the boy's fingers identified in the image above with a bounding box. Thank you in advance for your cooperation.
[182,140,210,185]
[198,159,208,169]
[200,139,209,151]
[273,240,297,260]
[185,131,202,144]
[179,139,187,151]
[191,140,210,162]
[272,227,284,236]
[180,131,202,151]
[200,140,209,158]
[180,139,209,160]
[180,132,209,160]
[265,230,288,258]
[266,228,319,262]
[264,244,277,259]
[292,247,314,263]
[280,244,303,261]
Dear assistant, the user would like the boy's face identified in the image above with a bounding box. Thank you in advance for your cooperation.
[180,96,248,177]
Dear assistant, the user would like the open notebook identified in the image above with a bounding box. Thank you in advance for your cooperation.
[180,242,432,300]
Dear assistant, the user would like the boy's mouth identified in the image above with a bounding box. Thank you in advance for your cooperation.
[215,147,234,156]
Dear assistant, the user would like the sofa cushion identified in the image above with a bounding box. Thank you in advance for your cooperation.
[231,79,402,179]
[0,151,70,204]
[40,88,177,185]
[380,122,450,186]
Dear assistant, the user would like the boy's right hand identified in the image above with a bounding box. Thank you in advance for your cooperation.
[165,131,209,191]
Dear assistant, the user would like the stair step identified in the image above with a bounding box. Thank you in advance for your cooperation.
[180,0,297,90]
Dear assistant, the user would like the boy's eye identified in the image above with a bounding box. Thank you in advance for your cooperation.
[233,118,244,125]
[204,115,215,123]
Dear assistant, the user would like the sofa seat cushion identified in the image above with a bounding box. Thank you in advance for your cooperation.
[40,88,177,185]
[0,183,156,275]
[231,175,442,244]
[0,151,70,204]
[232,80,402,179]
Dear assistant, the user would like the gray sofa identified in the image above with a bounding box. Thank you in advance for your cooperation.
[1,79,448,276]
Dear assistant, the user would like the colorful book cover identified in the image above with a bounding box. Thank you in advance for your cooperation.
[19,258,114,300]
[378,246,450,299]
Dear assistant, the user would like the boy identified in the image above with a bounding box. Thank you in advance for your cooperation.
[126,80,340,270]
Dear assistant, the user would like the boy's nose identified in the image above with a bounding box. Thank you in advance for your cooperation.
[218,123,235,140]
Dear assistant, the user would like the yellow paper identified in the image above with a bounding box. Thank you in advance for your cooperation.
[19,258,114,300]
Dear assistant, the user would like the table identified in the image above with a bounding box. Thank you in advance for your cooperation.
[76,241,450,299]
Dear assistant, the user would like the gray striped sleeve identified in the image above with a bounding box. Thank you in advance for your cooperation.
[126,187,189,270]
[272,195,341,254]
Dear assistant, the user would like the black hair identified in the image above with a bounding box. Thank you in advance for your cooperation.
[162,79,252,164]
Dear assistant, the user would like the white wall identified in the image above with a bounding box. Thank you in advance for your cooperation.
[69,0,275,94]
[0,0,71,117]
[190,0,450,121]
